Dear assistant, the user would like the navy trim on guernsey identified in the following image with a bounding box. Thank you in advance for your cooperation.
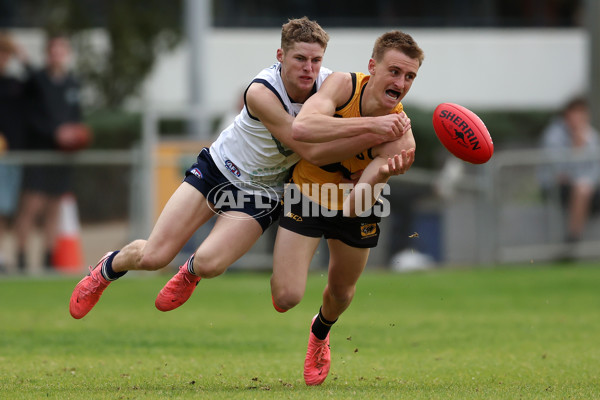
[322,72,374,179]
[319,162,353,180]
[358,80,368,117]
[367,147,375,160]
[242,85,252,119]
[318,148,374,180]
[335,72,357,112]
[183,148,281,232]
[247,78,288,120]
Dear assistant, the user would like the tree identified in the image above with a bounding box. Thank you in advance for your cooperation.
[42,0,183,109]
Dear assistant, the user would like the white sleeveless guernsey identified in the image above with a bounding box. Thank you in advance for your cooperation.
[209,62,332,200]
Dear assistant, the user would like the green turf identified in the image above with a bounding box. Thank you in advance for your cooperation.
[1,263,599,399]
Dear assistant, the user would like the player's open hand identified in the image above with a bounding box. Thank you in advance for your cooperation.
[379,149,415,178]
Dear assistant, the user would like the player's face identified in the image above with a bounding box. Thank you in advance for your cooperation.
[277,42,325,102]
[368,49,419,110]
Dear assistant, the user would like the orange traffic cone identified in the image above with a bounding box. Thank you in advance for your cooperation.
[52,194,84,273]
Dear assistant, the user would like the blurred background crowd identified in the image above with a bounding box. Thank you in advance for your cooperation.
[0,0,598,275]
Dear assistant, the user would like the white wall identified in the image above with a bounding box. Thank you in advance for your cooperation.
[143,28,589,114]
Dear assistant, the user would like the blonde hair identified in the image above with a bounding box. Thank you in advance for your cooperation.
[372,31,424,66]
[280,17,329,53]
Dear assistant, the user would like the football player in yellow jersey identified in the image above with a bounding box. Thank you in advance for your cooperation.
[270,31,424,385]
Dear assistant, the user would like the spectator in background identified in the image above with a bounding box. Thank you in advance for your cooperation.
[0,32,27,273]
[539,96,600,247]
[14,34,83,272]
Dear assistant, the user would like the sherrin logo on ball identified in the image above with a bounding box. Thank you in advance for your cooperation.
[432,103,493,164]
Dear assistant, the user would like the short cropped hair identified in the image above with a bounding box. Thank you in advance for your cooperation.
[280,17,329,53]
[372,31,425,66]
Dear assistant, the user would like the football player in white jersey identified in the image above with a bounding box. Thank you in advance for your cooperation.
[69,17,411,320]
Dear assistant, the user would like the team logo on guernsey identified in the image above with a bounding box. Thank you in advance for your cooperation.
[190,168,203,179]
[207,180,279,221]
[360,223,377,238]
[224,160,241,177]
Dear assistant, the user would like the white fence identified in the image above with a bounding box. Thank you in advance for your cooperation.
[484,148,600,264]
[3,111,599,269]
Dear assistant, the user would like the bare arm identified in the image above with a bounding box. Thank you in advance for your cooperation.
[246,82,395,166]
[292,72,411,143]
[343,129,416,217]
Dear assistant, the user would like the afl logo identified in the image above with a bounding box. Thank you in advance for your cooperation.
[206,180,280,221]
[190,168,203,179]
[225,160,241,177]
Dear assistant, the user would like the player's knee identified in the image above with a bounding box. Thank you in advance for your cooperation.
[272,295,301,312]
[271,295,288,313]
[328,284,356,305]
[271,288,303,312]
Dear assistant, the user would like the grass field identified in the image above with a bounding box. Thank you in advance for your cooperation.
[1,262,599,399]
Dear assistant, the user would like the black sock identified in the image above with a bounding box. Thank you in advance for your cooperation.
[101,251,127,281]
[311,307,337,340]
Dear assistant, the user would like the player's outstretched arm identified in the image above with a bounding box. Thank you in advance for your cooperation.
[342,130,416,217]
[246,82,398,166]
[292,72,411,143]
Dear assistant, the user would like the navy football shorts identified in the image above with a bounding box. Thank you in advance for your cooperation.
[183,148,280,232]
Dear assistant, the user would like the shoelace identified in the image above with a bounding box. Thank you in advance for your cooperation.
[310,340,330,370]
[163,268,197,295]
[79,266,104,296]
[181,270,197,285]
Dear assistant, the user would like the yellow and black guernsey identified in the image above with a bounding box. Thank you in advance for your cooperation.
[291,72,404,210]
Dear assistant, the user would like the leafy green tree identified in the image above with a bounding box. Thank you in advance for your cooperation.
[42,0,183,109]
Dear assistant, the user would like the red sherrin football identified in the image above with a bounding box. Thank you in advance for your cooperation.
[432,103,493,164]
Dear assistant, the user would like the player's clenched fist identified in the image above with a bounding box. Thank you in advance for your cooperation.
[398,112,411,136]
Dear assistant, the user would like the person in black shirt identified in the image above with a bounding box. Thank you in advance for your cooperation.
[0,32,27,273]
[14,34,83,272]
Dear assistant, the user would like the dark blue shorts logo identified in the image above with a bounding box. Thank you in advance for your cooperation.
[190,168,203,179]
[225,160,241,177]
